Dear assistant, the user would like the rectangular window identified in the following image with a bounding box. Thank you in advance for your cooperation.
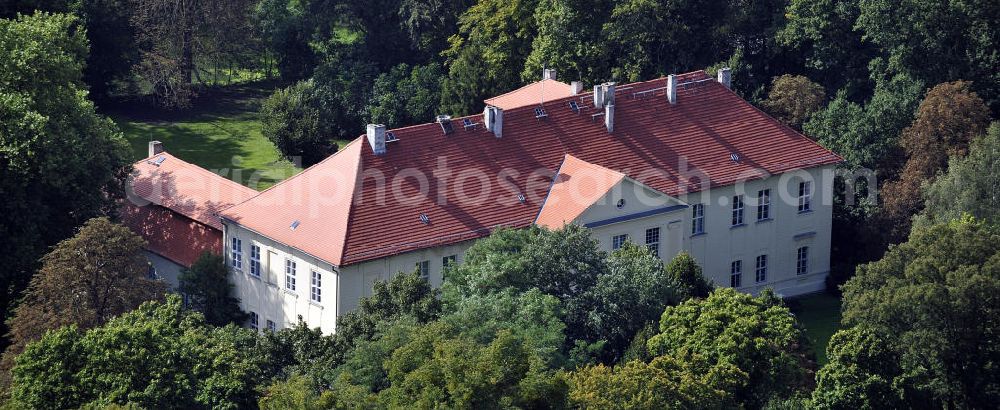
[416,260,430,280]
[645,227,660,257]
[249,245,261,277]
[285,259,297,290]
[692,204,705,234]
[757,189,771,220]
[266,320,276,332]
[755,255,768,283]
[732,195,745,226]
[442,255,457,267]
[797,246,809,275]
[231,238,243,271]
[798,182,812,212]
[612,234,629,250]
[249,312,258,331]
[310,271,322,303]
[730,260,742,288]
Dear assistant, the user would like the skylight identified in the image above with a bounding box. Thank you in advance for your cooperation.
[385,131,398,142]
[290,220,300,230]
[535,107,548,118]
[568,101,580,113]
[419,213,430,224]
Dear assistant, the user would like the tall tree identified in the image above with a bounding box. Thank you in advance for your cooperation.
[0,218,165,390]
[8,296,268,409]
[0,11,132,358]
[817,216,1000,407]
[919,123,1000,227]
[129,0,257,107]
[647,289,813,407]
[439,0,539,115]
[880,81,991,240]
[856,0,1000,112]
[178,252,247,327]
[522,0,612,85]
[761,74,826,131]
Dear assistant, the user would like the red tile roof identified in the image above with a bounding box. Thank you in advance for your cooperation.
[536,154,626,229]
[222,71,841,266]
[128,152,258,230]
[484,79,576,110]
[123,151,258,266]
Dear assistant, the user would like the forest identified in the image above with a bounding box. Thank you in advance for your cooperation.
[1,0,999,408]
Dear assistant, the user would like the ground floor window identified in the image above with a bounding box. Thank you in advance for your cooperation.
[249,312,258,331]
[645,227,660,257]
[612,234,629,250]
[796,246,809,275]
[755,255,767,283]
[417,260,430,280]
[730,260,742,288]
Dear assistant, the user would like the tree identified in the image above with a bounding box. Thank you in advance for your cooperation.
[333,320,568,408]
[439,0,539,115]
[259,79,337,167]
[827,216,1000,407]
[761,74,826,131]
[368,63,444,128]
[178,252,247,327]
[129,0,258,107]
[444,226,683,364]
[811,326,906,409]
[647,289,812,407]
[0,217,165,389]
[568,355,740,409]
[665,251,712,301]
[8,296,268,409]
[855,0,1000,112]
[919,123,1000,227]
[332,271,441,363]
[258,374,335,410]
[881,81,992,238]
[522,0,612,85]
[253,0,316,82]
[778,0,875,99]
[0,12,133,348]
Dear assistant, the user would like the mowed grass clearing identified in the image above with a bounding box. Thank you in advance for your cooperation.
[787,292,842,365]
[107,81,346,190]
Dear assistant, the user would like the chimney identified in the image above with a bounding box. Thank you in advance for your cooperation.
[366,124,386,155]
[542,68,557,80]
[593,84,605,108]
[484,105,503,138]
[667,74,677,104]
[148,140,164,157]
[717,67,732,89]
[602,82,616,106]
[570,81,583,95]
[604,103,614,133]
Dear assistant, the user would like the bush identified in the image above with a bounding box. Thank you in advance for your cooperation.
[260,79,337,167]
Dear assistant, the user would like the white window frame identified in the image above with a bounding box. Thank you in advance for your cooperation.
[757,189,770,220]
[755,254,767,283]
[692,204,705,235]
[249,245,261,278]
[285,259,297,290]
[310,270,322,303]
[612,234,629,250]
[796,246,809,275]
[442,255,457,267]
[732,195,744,226]
[249,312,258,330]
[266,319,276,332]
[417,260,430,280]
[645,227,660,257]
[231,238,243,271]
[798,181,812,212]
[730,260,742,288]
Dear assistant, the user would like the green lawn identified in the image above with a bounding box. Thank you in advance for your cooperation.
[107,81,349,190]
[787,292,842,365]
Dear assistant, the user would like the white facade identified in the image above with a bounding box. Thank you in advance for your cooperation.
[223,164,835,334]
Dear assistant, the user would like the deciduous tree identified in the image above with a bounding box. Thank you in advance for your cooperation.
[260,79,337,167]
[0,217,164,390]
[178,252,247,327]
[919,123,1000,227]
[761,74,826,131]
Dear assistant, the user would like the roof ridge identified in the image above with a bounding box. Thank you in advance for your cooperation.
[484,78,570,103]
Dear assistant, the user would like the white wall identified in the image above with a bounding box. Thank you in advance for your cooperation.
[147,251,183,290]
[337,241,474,313]
[677,165,834,296]
[224,165,835,335]
[579,165,834,297]
[224,222,338,334]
